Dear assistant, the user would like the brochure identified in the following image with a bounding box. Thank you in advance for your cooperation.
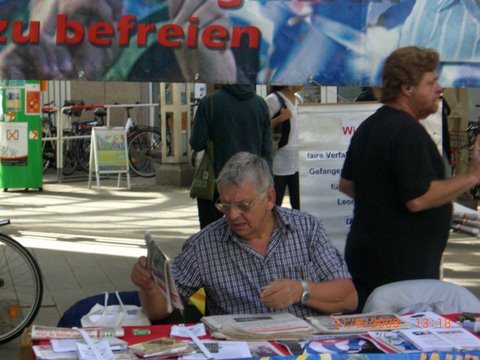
[181,341,252,360]
[366,331,419,353]
[31,325,124,340]
[128,336,194,358]
[247,341,285,357]
[145,232,184,312]
[399,327,480,352]
[302,333,379,354]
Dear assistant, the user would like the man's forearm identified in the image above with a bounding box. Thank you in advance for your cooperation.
[307,279,358,314]
[405,174,478,212]
[139,287,171,321]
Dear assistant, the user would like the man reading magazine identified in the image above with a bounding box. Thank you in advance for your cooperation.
[131,152,357,321]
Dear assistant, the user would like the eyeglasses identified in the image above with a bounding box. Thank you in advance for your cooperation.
[215,196,261,214]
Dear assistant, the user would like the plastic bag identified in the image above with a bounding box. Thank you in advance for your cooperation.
[81,291,150,328]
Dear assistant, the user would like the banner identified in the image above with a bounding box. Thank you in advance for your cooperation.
[0,1,479,87]
[298,103,442,253]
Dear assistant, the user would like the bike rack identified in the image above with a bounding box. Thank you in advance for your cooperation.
[45,104,105,183]
[44,102,160,183]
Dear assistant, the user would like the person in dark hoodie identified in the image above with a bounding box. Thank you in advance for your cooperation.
[190,84,273,229]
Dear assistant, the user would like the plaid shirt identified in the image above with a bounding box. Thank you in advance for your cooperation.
[172,207,351,318]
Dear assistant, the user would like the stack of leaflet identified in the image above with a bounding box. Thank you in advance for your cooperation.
[451,202,480,237]
[201,313,314,340]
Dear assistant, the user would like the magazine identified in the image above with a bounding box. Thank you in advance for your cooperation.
[128,336,194,358]
[302,333,379,354]
[398,327,480,352]
[201,312,314,340]
[366,331,419,353]
[247,341,286,357]
[182,341,252,360]
[145,232,184,312]
[306,313,410,334]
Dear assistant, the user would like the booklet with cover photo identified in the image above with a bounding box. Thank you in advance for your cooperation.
[145,232,184,312]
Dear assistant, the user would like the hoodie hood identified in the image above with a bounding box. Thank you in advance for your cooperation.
[222,84,256,100]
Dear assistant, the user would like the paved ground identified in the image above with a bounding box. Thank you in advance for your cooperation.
[0,173,478,357]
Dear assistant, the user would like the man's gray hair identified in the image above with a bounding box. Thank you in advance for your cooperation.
[216,152,273,195]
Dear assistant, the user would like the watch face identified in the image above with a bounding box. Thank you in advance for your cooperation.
[301,288,310,304]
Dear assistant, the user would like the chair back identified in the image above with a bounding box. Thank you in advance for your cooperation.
[362,279,480,314]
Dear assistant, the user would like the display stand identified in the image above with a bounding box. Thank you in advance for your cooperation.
[88,126,130,190]
[0,80,43,191]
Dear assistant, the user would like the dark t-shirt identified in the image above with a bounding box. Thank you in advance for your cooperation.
[341,106,452,295]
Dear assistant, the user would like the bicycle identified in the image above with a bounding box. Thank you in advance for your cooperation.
[464,119,480,200]
[61,101,106,174]
[74,107,107,173]
[41,102,78,176]
[0,219,43,344]
[125,106,171,178]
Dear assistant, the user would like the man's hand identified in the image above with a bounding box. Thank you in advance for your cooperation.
[131,256,157,293]
[131,256,171,321]
[259,279,302,309]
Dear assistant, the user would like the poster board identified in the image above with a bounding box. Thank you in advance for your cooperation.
[88,126,130,189]
[298,103,442,253]
[0,122,28,166]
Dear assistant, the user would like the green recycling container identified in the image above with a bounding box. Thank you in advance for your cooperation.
[0,80,43,191]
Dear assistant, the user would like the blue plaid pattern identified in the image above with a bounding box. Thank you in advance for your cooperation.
[172,207,351,318]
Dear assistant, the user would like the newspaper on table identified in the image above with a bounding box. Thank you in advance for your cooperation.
[201,312,314,340]
[452,202,480,236]
[306,313,411,334]
[145,232,184,313]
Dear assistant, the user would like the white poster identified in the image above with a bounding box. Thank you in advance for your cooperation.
[0,122,28,166]
[298,104,442,253]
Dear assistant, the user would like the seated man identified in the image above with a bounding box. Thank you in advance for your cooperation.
[131,152,357,321]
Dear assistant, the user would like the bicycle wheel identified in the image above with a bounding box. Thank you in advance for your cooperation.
[0,234,43,344]
[76,131,91,173]
[41,141,54,172]
[128,129,162,177]
[62,139,78,176]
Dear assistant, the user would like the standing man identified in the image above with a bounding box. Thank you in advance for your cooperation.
[190,85,272,229]
[339,46,480,311]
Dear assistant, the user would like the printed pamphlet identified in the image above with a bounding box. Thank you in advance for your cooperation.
[30,325,124,340]
[366,331,419,353]
[302,333,379,354]
[128,336,194,358]
[398,327,480,352]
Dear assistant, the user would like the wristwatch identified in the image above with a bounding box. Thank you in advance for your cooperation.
[299,280,310,304]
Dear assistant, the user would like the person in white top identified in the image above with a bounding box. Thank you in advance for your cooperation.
[265,86,303,209]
